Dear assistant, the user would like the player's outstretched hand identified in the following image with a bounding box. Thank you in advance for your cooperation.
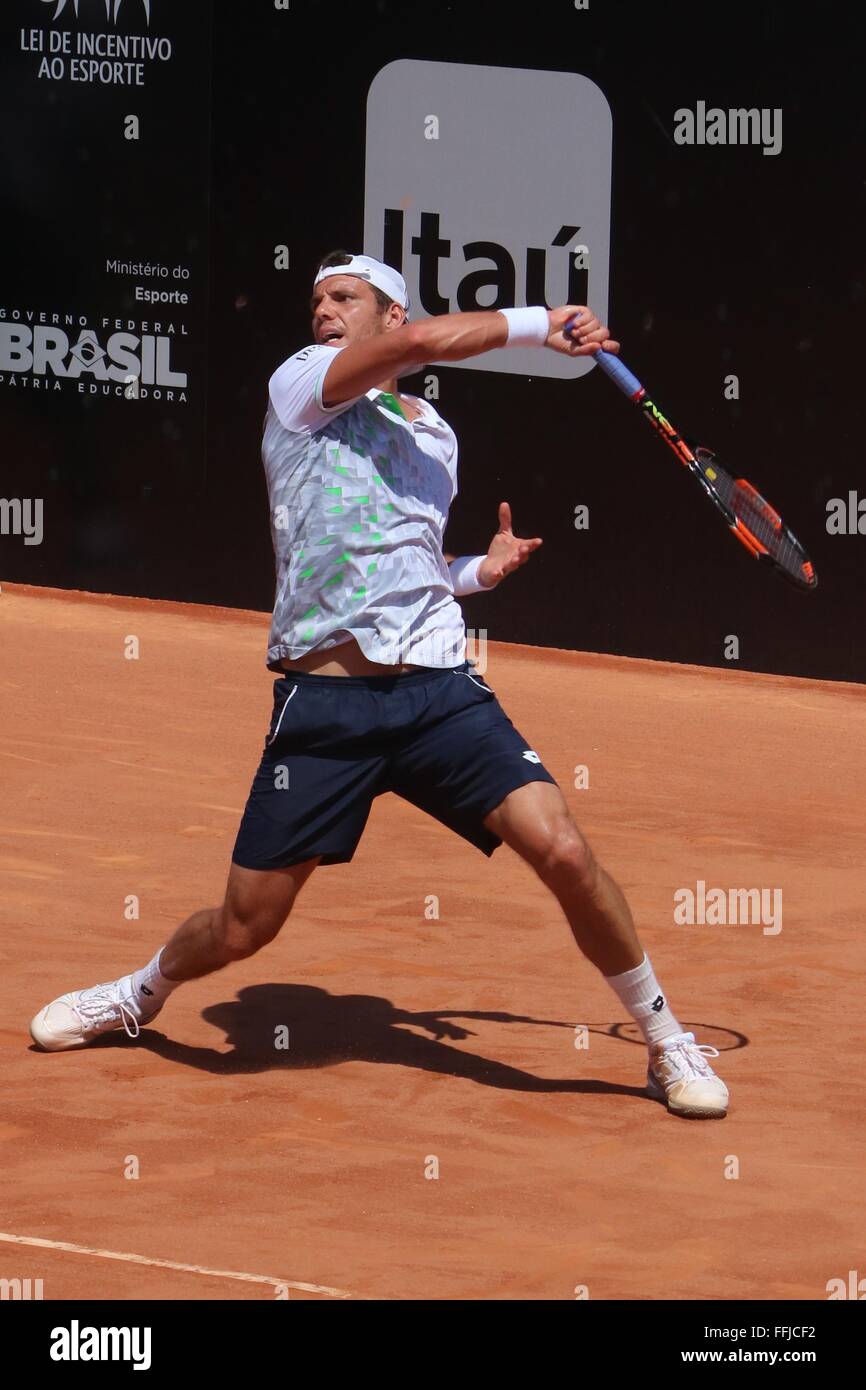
[478,502,543,588]
[546,305,620,357]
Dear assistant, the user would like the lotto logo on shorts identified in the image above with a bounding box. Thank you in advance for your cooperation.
[364,59,612,381]
[522,750,541,763]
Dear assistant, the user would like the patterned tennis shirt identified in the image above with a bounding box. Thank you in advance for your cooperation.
[262,342,467,671]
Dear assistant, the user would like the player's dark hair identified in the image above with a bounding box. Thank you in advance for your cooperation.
[314,249,396,314]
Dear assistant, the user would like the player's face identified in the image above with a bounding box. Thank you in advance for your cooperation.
[310,276,386,348]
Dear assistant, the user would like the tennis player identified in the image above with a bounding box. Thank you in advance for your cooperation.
[30,251,729,1119]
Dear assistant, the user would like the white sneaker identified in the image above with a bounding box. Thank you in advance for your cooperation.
[30,974,161,1052]
[646,1031,729,1118]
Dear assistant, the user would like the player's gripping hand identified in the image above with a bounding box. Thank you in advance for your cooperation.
[546,305,620,357]
[477,501,543,589]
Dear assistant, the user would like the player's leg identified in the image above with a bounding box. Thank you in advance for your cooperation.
[29,859,319,1052]
[385,665,728,1118]
[483,781,728,1118]
[159,860,319,981]
[30,668,389,1053]
[485,781,642,976]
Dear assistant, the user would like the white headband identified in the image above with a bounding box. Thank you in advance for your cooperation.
[313,255,410,314]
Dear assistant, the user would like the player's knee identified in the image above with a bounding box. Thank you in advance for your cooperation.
[215,865,304,961]
[537,823,596,886]
[214,900,287,961]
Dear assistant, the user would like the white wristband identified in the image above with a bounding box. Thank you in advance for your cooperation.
[498,306,550,348]
[448,554,490,596]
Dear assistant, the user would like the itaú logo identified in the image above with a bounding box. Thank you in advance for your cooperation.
[41,0,152,23]
[365,59,612,381]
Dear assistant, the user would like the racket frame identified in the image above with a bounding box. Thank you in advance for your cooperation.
[562,322,817,590]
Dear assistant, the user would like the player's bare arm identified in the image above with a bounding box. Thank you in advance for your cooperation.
[319,294,618,408]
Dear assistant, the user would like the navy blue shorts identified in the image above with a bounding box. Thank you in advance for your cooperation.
[232,659,558,871]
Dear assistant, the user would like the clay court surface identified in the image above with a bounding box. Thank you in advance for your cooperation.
[1,582,864,1301]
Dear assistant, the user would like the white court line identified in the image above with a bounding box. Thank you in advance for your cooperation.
[0,1231,352,1299]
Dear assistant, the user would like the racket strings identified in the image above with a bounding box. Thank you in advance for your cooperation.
[696,458,811,583]
[736,490,805,573]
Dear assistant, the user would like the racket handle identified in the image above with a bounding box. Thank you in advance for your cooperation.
[563,316,644,399]
[592,349,644,399]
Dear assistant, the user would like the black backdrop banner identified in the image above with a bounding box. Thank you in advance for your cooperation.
[0,0,211,596]
[1,0,863,681]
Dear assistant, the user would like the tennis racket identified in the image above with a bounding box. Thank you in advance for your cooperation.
[564,319,818,591]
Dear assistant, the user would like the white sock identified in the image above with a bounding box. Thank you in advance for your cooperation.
[129,947,181,1015]
[604,953,683,1047]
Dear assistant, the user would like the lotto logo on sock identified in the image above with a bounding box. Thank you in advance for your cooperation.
[673,880,783,936]
[651,995,665,1012]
